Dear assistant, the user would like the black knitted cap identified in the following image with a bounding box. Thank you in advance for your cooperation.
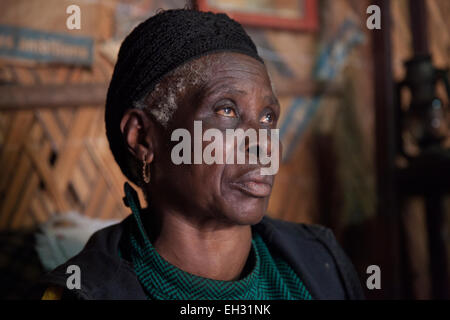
[105,9,264,184]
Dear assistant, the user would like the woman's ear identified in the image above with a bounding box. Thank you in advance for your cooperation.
[120,108,155,165]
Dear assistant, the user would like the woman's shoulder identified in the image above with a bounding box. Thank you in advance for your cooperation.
[32,215,146,300]
[254,215,365,300]
[254,215,337,243]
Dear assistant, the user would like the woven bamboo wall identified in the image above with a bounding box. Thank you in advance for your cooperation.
[0,52,143,230]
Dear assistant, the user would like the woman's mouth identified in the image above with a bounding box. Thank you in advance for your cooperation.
[230,181,272,198]
[230,169,274,198]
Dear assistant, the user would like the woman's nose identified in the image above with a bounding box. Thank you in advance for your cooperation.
[244,128,272,160]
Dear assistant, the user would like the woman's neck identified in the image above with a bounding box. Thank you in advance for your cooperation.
[146,208,253,281]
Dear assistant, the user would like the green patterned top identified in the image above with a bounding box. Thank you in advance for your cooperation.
[121,185,312,300]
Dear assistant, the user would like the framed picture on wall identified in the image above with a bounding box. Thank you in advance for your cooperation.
[196,0,318,31]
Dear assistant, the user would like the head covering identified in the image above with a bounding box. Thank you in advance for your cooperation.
[105,9,263,184]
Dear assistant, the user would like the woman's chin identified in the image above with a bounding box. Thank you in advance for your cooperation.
[224,201,268,225]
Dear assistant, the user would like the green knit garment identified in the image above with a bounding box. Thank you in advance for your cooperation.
[122,184,312,300]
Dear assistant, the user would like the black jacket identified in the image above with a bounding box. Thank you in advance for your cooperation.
[34,213,365,300]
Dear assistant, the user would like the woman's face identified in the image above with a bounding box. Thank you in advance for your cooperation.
[150,53,281,226]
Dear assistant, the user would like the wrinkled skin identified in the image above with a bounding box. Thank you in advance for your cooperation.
[120,52,281,281]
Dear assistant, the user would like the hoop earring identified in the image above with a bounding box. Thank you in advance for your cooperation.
[142,153,151,184]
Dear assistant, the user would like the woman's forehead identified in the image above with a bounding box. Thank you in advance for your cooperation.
[207,52,267,75]
[201,53,272,91]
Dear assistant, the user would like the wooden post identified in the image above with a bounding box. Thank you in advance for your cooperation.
[371,0,404,299]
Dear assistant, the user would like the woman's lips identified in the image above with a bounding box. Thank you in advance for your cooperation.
[231,181,272,198]
[230,170,274,198]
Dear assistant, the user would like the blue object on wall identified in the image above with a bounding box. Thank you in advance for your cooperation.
[0,24,93,66]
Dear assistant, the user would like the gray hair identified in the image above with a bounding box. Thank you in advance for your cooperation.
[133,54,220,127]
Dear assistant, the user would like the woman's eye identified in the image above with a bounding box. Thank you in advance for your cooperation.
[215,106,237,118]
[260,112,274,124]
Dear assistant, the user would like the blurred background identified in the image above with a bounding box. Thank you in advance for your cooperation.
[0,0,449,300]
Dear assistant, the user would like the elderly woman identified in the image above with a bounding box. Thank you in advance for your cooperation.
[38,9,363,300]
